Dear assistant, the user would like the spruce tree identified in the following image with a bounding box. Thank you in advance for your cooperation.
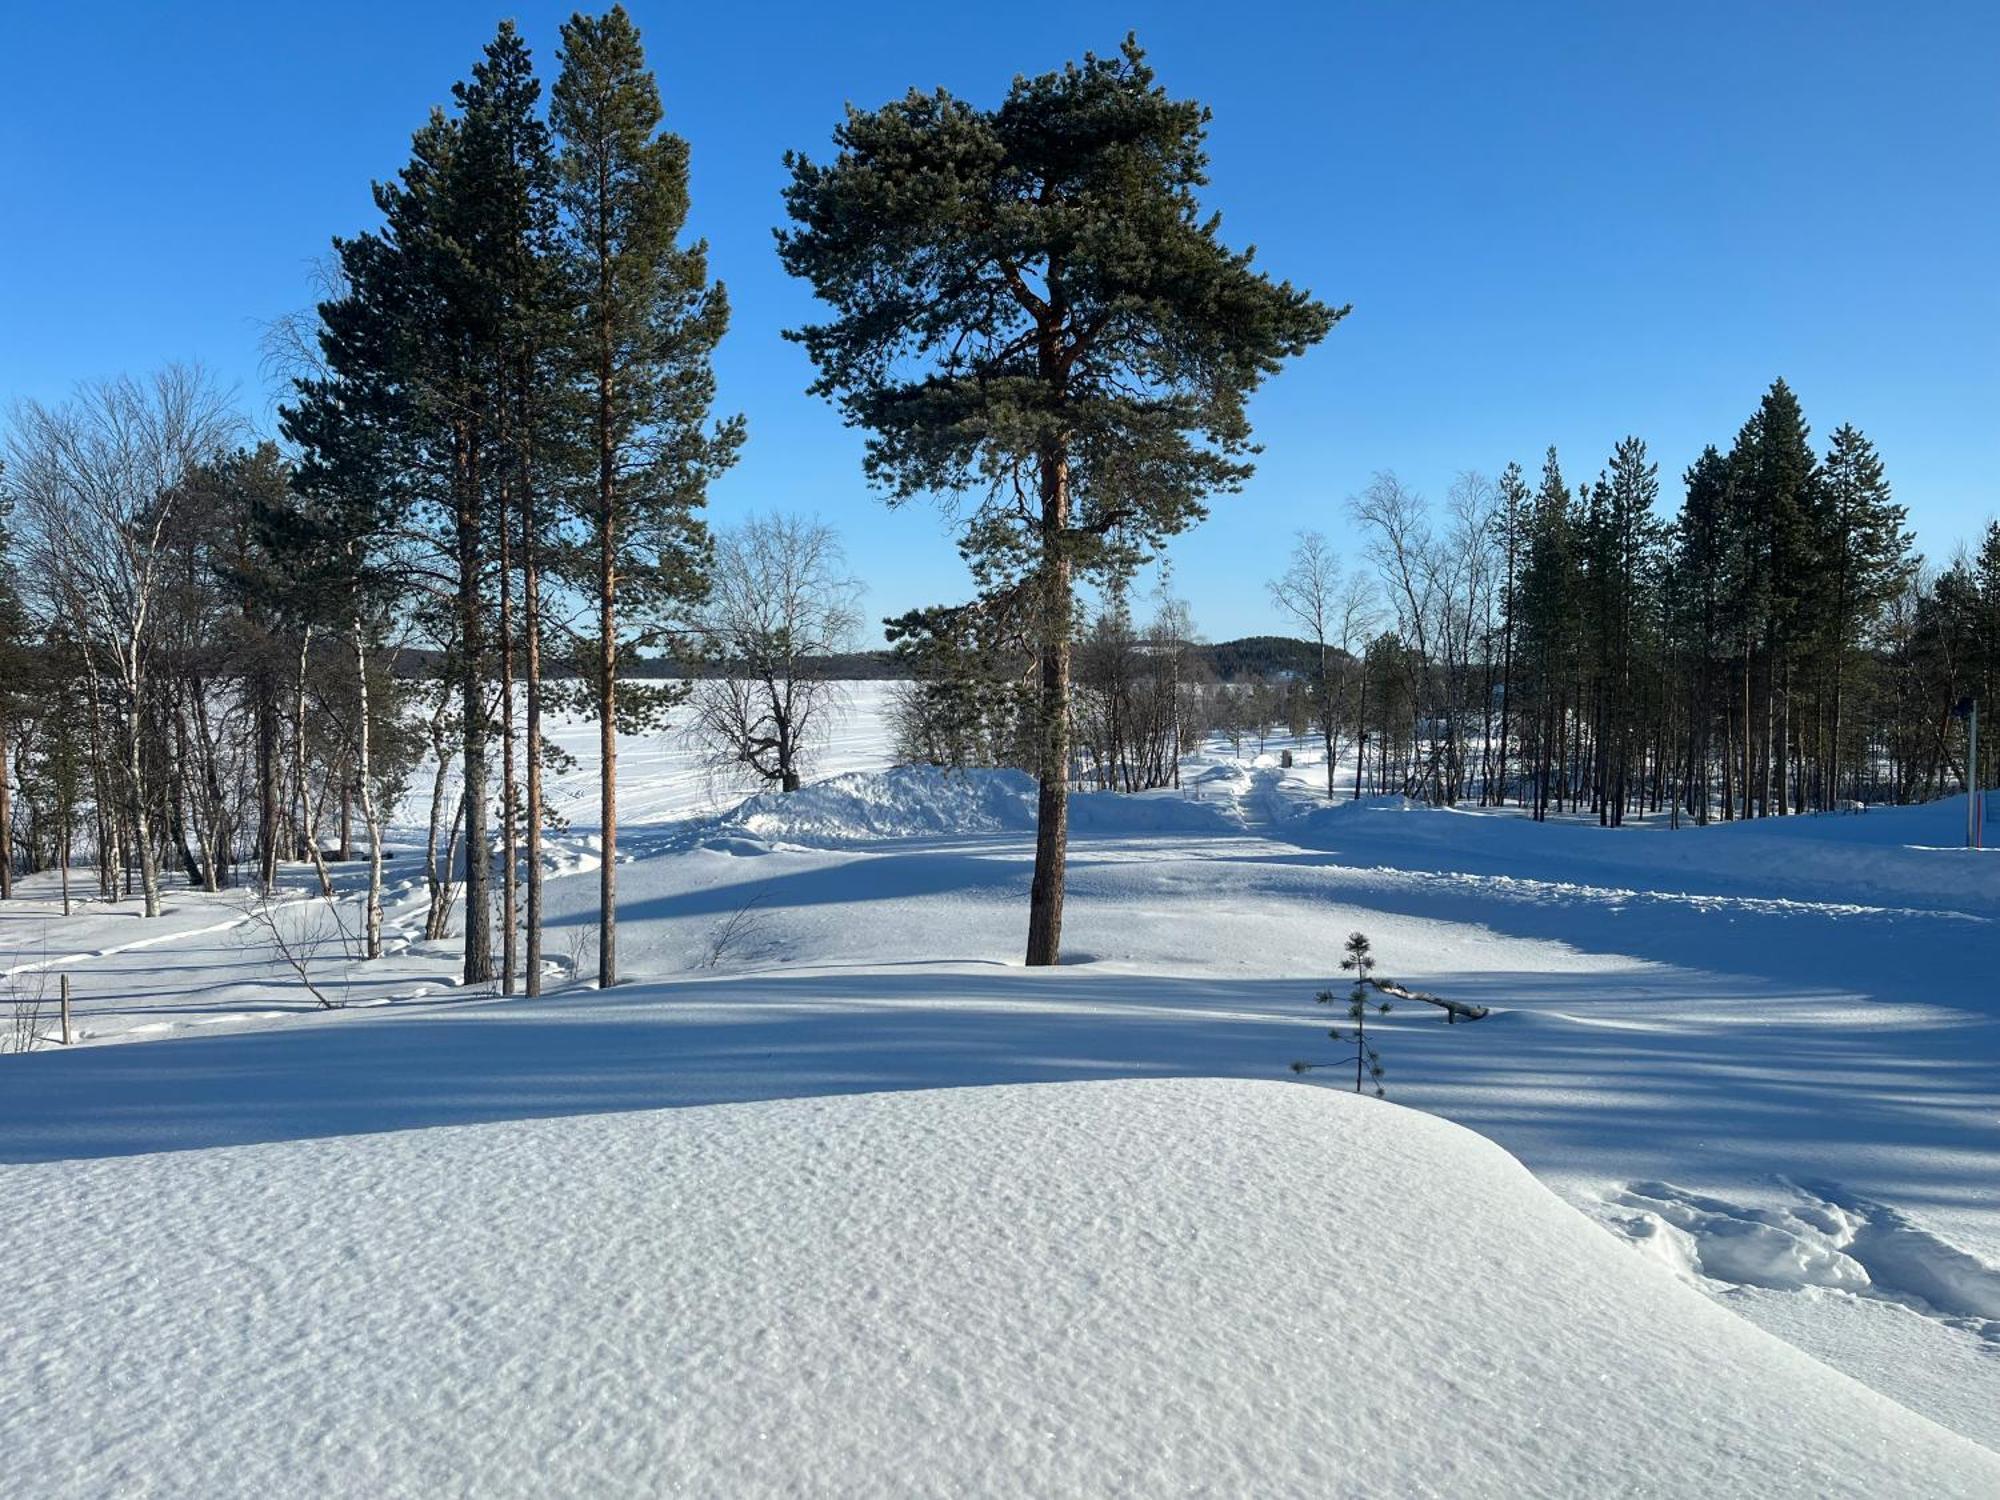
[1675,446,1730,821]
[1726,379,1817,815]
[1816,423,1913,806]
[552,5,741,989]
[779,37,1338,964]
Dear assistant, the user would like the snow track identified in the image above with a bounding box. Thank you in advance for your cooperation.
[1613,1180,2000,1332]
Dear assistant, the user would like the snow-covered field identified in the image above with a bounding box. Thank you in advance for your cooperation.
[4,682,1997,1495]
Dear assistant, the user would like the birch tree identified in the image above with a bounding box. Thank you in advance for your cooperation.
[6,367,236,916]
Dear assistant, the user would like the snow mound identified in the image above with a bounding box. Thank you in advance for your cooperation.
[1066,786,1235,834]
[715,766,1229,847]
[719,766,1041,844]
[6,1079,1994,1498]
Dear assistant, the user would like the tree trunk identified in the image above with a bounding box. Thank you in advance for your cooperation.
[124,673,161,918]
[83,671,114,898]
[457,431,493,985]
[521,396,545,998]
[352,602,383,962]
[424,703,457,943]
[499,479,518,997]
[1024,443,1072,968]
[1318,643,1335,800]
[294,627,335,901]
[596,336,619,990]
[0,712,12,900]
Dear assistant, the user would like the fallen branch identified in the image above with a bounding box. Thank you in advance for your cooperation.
[1368,978,1488,1024]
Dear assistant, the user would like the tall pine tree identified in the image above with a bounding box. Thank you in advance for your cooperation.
[1814,423,1912,807]
[779,37,1337,963]
[552,6,741,990]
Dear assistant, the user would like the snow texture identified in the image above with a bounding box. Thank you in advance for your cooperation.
[7,1079,1996,1499]
[5,703,1998,1481]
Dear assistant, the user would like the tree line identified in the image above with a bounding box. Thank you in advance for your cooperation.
[4,24,1332,974]
[22,21,1981,989]
[1264,379,1997,821]
[896,375,1999,833]
[0,12,866,987]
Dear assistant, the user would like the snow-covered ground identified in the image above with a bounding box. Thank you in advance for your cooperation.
[3,685,1997,1493]
[9,1080,1995,1498]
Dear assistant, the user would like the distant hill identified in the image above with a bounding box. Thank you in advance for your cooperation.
[1198,635,1342,682]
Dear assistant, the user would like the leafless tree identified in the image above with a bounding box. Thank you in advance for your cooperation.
[6,367,238,916]
[1270,531,1350,797]
[686,515,863,793]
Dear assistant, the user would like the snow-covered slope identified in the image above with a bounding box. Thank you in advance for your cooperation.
[8,1079,1994,1500]
[6,716,1997,1472]
[1281,789,2000,914]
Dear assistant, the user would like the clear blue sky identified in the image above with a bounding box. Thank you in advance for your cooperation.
[4,1,1995,640]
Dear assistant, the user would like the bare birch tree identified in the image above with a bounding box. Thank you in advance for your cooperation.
[685,515,863,793]
[6,367,236,916]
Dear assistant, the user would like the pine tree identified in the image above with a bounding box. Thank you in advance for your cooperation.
[1726,379,1818,815]
[884,602,1037,771]
[552,5,741,989]
[1815,423,1913,807]
[288,97,489,969]
[779,36,1338,964]
[1290,931,1391,1097]
[1602,436,1663,825]
[456,21,568,995]
[1517,448,1577,819]
[1675,446,1730,821]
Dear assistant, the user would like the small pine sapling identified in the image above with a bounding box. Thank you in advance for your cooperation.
[1292,931,1391,1097]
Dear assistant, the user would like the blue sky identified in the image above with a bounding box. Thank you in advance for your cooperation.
[4,1,1995,640]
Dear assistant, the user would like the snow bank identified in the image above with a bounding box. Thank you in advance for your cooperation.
[716,766,1229,847]
[1281,791,2000,912]
[719,766,1042,844]
[6,1079,1994,1498]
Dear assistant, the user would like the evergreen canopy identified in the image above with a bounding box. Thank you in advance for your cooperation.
[778,35,1341,587]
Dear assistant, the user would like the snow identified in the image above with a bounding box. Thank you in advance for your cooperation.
[7,1080,1996,1499]
[4,700,1999,1487]
[722,764,1043,844]
[718,764,1233,847]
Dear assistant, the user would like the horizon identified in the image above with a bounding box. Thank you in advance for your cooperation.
[5,0,1996,637]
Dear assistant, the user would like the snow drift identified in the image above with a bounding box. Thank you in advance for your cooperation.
[716,765,1229,848]
[6,1079,1993,1498]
